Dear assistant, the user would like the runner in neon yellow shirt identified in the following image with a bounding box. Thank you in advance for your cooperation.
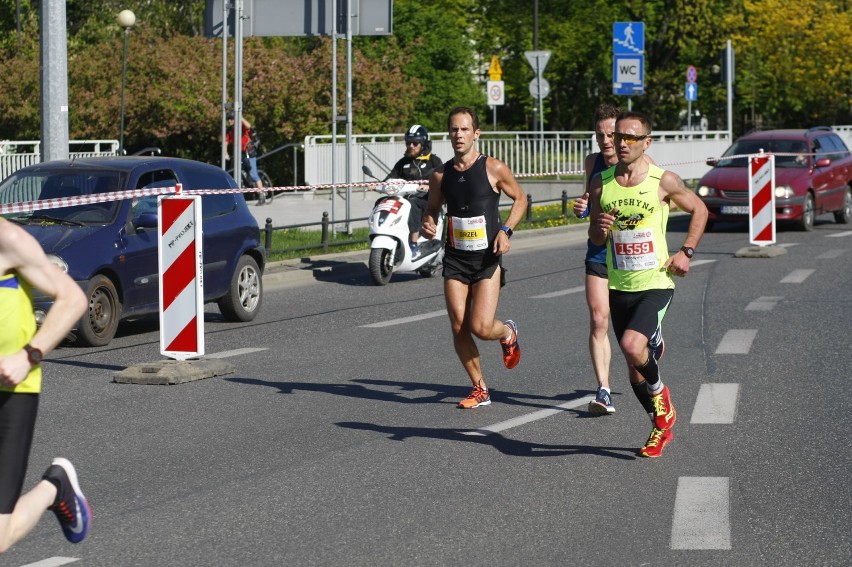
[588,111,708,458]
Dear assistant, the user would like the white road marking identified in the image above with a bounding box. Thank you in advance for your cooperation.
[780,269,814,283]
[745,296,783,311]
[816,249,845,258]
[715,329,757,354]
[671,477,731,550]
[691,383,740,424]
[687,258,716,268]
[19,558,80,567]
[462,395,595,436]
[531,286,584,299]
[826,230,852,238]
[361,309,446,328]
[777,242,799,247]
[205,347,267,358]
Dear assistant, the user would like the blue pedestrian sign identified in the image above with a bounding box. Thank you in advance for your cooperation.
[685,82,698,101]
[613,22,645,96]
[613,22,644,54]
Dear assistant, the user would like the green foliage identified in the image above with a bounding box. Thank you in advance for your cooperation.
[0,0,848,179]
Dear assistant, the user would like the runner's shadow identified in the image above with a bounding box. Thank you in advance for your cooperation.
[337,421,638,460]
[229,376,604,412]
[226,376,458,405]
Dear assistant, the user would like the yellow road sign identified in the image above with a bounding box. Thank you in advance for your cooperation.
[489,55,503,81]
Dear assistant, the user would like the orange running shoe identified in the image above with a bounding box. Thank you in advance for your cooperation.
[500,320,521,369]
[639,427,674,458]
[650,385,677,430]
[458,386,491,409]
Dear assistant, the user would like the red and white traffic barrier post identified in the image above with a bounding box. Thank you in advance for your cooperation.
[158,186,205,360]
[748,151,776,246]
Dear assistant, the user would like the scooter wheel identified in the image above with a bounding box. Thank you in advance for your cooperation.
[369,248,394,285]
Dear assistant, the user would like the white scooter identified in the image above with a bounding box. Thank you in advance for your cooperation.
[363,166,445,286]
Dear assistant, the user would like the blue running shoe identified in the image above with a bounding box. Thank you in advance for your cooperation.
[44,458,92,543]
[588,387,615,415]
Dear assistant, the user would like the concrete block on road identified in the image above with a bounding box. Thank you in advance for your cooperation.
[113,358,236,385]
[734,245,788,258]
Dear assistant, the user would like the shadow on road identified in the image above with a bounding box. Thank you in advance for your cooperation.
[336,421,638,460]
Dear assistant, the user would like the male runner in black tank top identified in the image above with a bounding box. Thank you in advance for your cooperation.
[421,106,527,409]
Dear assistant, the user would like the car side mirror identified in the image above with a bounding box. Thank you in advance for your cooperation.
[133,211,158,229]
[706,157,718,167]
[815,157,831,168]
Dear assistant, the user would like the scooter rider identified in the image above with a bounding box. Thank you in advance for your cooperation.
[386,125,442,258]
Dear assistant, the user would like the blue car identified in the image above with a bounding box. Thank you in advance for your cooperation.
[0,156,265,346]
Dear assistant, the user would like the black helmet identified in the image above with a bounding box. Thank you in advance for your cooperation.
[404,124,431,153]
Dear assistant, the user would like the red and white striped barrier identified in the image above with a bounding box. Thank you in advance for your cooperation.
[158,190,205,360]
[748,152,776,246]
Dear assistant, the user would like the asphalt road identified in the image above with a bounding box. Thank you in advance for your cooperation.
[5,214,852,566]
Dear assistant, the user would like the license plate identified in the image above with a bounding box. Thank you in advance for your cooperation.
[721,205,749,215]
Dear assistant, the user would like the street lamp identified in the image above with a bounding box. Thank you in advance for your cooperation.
[117,9,136,155]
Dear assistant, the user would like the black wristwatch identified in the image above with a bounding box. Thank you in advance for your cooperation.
[24,344,43,366]
[680,246,695,259]
[501,225,513,239]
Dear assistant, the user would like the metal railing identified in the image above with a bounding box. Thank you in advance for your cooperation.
[0,140,120,179]
[303,130,733,187]
[261,189,581,255]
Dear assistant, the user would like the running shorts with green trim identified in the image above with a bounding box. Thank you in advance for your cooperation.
[609,289,673,343]
[0,392,39,514]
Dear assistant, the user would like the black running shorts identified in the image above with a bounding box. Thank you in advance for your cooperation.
[609,288,673,343]
[442,249,505,287]
[585,260,608,279]
[0,392,39,514]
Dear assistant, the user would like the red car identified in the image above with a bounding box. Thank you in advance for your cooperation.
[697,127,852,231]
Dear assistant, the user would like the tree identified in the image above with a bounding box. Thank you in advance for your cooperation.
[724,0,851,130]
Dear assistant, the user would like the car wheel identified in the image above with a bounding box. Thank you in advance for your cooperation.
[833,188,851,224]
[369,248,394,285]
[798,193,815,231]
[77,274,121,347]
[218,255,262,322]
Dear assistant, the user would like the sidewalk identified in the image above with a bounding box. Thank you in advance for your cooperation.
[261,222,588,288]
[247,179,584,230]
[248,189,377,230]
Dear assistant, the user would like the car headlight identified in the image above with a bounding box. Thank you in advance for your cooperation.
[46,254,68,273]
[697,185,716,197]
[774,185,795,199]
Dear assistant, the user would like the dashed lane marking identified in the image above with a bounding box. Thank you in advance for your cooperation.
[462,395,595,436]
[826,230,852,238]
[816,249,846,258]
[745,296,783,311]
[671,477,732,550]
[531,286,584,299]
[686,259,716,268]
[715,329,757,354]
[361,309,446,328]
[205,347,267,358]
[691,383,740,424]
[780,269,815,283]
[19,558,80,567]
